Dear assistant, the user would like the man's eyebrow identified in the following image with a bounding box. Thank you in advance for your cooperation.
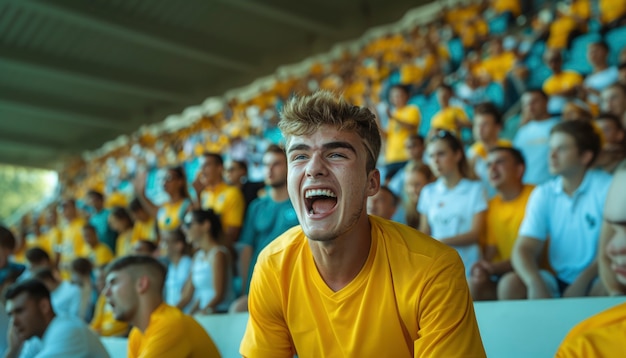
[287,141,357,154]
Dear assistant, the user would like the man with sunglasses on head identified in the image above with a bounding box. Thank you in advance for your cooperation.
[240,91,485,357]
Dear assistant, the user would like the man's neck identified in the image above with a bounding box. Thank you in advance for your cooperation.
[132,298,163,333]
[481,138,499,150]
[169,254,182,266]
[308,214,372,292]
[498,183,524,201]
[593,63,608,73]
[206,179,223,190]
[562,168,587,196]
[269,185,289,202]
[38,313,56,338]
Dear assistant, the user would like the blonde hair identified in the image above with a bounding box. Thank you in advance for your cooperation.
[279,91,381,173]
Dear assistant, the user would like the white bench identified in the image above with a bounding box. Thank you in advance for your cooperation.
[101,297,625,358]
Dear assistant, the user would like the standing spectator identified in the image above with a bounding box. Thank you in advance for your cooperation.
[85,190,117,252]
[4,279,109,358]
[500,121,612,299]
[419,130,487,278]
[193,153,245,246]
[513,89,560,185]
[470,147,535,301]
[382,85,421,181]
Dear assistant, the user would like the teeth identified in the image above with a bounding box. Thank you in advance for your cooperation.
[305,189,336,198]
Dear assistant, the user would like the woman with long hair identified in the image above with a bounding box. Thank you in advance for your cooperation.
[179,209,235,314]
[108,206,134,257]
[418,130,487,278]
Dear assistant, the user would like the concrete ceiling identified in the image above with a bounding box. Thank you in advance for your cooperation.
[0,0,428,169]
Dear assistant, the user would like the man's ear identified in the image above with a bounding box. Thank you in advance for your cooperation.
[38,298,53,316]
[136,275,150,294]
[580,150,594,167]
[366,169,381,197]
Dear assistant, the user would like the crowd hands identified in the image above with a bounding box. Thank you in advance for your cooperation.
[1,0,626,357]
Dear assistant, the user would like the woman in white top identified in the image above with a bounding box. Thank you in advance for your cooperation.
[418,130,487,278]
[179,209,235,314]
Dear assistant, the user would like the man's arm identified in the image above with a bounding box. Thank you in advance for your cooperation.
[415,251,486,357]
[511,236,552,299]
[563,261,598,298]
[441,211,486,246]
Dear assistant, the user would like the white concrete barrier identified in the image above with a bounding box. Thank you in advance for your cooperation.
[101,297,625,358]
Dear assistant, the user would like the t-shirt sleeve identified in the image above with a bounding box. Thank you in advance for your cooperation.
[35,324,106,358]
[240,258,294,358]
[129,318,191,358]
[518,186,548,241]
[222,189,246,228]
[416,185,431,215]
[414,250,486,357]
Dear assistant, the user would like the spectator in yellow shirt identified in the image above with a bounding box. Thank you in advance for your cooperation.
[57,200,86,280]
[240,91,485,357]
[128,198,157,243]
[103,255,221,357]
[90,264,128,337]
[474,38,517,85]
[542,49,583,115]
[470,147,534,301]
[430,84,471,138]
[109,207,135,258]
[80,225,114,267]
[556,169,626,356]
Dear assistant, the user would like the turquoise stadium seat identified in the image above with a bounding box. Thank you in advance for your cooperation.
[447,38,464,70]
[605,26,626,65]
[563,32,602,75]
[526,64,552,89]
[485,82,505,109]
[489,14,510,35]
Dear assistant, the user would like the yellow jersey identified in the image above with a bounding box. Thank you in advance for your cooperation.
[201,182,245,229]
[543,71,583,95]
[386,105,421,164]
[431,106,470,137]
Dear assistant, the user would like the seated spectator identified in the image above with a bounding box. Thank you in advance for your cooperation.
[230,145,298,312]
[109,206,135,257]
[0,226,26,290]
[546,0,590,50]
[430,84,471,138]
[69,258,97,322]
[89,264,129,337]
[556,170,626,356]
[4,279,109,357]
[193,153,246,246]
[598,0,626,32]
[22,247,52,281]
[180,210,235,314]
[399,163,435,230]
[584,41,619,106]
[131,240,159,257]
[593,113,626,173]
[135,166,192,233]
[128,198,157,243]
[367,185,399,220]
[474,37,517,85]
[103,256,220,357]
[387,134,425,197]
[468,102,512,197]
[470,147,535,301]
[513,89,561,185]
[418,130,487,278]
[562,99,593,122]
[600,83,626,127]
[85,190,116,252]
[160,229,192,310]
[57,199,86,280]
[224,160,264,211]
[34,268,82,318]
[500,120,612,299]
[542,49,583,115]
[381,85,421,181]
[80,224,114,267]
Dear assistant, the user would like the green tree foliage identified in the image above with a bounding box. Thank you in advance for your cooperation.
[0,165,57,223]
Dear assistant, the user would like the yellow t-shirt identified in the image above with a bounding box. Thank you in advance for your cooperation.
[240,216,486,358]
[543,71,584,95]
[115,230,135,258]
[599,0,626,24]
[556,302,626,357]
[431,106,470,137]
[81,243,114,267]
[90,294,129,337]
[59,217,86,279]
[492,0,521,16]
[386,105,421,164]
[157,199,191,231]
[201,182,245,229]
[475,52,517,82]
[131,218,157,243]
[128,303,220,358]
[485,185,535,262]
[547,16,579,49]
[42,227,62,257]
[468,139,512,160]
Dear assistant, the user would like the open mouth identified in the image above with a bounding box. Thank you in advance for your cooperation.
[304,188,337,216]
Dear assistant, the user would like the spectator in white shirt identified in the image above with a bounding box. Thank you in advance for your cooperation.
[160,229,192,311]
[33,268,81,319]
[584,41,619,105]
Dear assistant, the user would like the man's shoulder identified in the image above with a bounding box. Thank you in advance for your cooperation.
[256,226,304,266]
[45,315,93,338]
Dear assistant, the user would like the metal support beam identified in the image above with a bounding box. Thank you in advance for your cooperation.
[221,0,338,37]
[16,0,255,73]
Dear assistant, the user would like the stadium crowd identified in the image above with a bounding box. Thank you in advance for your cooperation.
[1,0,626,356]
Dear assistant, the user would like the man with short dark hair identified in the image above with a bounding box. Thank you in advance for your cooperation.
[367,185,399,220]
[593,113,626,173]
[0,226,25,289]
[103,255,220,357]
[85,190,116,252]
[4,279,109,358]
[33,268,81,318]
